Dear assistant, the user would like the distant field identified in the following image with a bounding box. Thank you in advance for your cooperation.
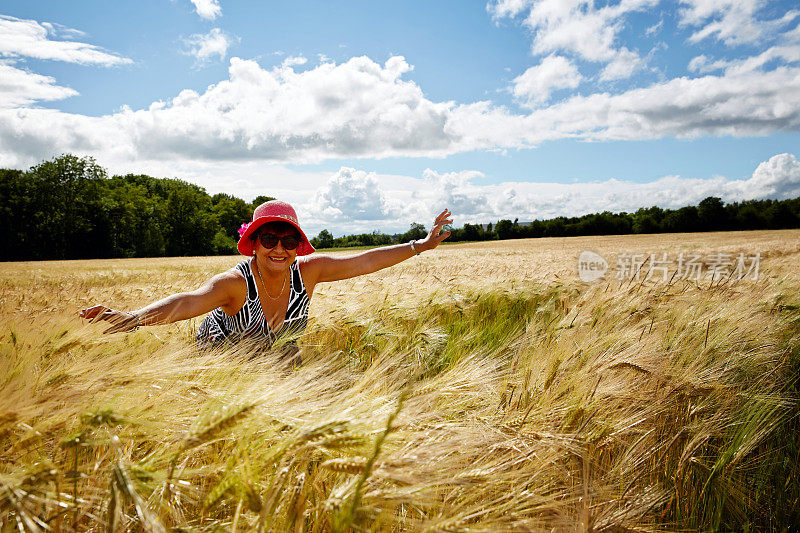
[1,229,799,531]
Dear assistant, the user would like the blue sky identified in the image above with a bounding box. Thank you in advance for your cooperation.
[1,0,799,235]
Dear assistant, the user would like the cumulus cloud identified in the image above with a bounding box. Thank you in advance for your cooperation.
[308,167,397,222]
[741,153,800,200]
[0,62,78,108]
[0,15,131,66]
[1,54,799,169]
[512,55,582,107]
[441,153,800,225]
[599,48,643,81]
[189,0,222,20]
[2,143,791,235]
[421,169,492,218]
[678,0,799,46]
[489,0,654,79]
[299,153,800,233]
[0,55,459,166]
[183,28,235,64]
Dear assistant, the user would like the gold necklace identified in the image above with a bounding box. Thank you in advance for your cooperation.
[254,257,287,301]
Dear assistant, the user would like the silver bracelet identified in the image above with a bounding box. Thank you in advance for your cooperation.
[410,240,421,255]
[127,312,141,331]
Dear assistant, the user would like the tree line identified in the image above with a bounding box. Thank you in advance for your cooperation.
[0,154,270,261]
[446,195,800,243]
[1,154,799,261]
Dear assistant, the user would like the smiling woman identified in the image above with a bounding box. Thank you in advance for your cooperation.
[80,200,453,361]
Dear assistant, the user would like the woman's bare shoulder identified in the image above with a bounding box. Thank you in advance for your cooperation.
[203,265,247,294]
[297,255,331,296]
[297,253,335,273]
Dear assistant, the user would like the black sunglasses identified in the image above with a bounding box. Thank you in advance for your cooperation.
[258,232,300,250]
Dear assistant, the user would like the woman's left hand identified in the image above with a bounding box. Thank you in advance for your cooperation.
[418,209,453,252]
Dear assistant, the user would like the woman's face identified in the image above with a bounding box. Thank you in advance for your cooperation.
[253,222,299,273]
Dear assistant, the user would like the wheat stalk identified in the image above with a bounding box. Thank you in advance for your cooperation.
[111,462,165,533]
[180,403,256,451]
[321,456,368,474]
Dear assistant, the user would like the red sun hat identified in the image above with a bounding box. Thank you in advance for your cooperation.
[237,200,315,256]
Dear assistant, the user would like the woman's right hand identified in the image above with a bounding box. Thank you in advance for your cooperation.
[79,305,140,334]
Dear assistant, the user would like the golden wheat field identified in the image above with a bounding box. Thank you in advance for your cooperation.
[2,230,800,532]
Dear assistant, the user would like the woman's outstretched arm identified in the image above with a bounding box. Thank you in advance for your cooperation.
[79,270,243,333]
[302,209,452,287]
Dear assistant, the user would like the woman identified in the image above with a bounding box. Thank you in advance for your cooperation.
[80,200,452,356]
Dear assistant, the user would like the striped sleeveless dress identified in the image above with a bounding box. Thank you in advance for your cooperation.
[196,258,310,353]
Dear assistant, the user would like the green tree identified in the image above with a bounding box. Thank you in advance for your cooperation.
[0,168,29,260]
[313,229,334,249]
[212,230,238,255]
[735,203,766,230]
[250,195,276,209]
[164,184,218,256]
[401,222,427,242]
[462,223,483,241]
[495,219,514,240]
[212,193,252,238]
[26,154,109,259]
[764,201,796,229]
[698,196,726,231]
[544,217,566,237]
[105,176,168,257]
[632,208,659,234]
[662,206,699,233]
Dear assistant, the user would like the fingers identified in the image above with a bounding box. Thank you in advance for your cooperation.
[429,209,453,237]
[81,305,138,333]
[434,209,452,226]
[432,229,451,244]
[80,305,111,321]
[421,209,453,250]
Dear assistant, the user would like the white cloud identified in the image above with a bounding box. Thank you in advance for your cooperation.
[688,44,800,75]
[306,153,800,233]
[440,65,800,153]
[679,0,800,46]
[645,19,664,37]
[308,167,398,222]
[0,134,793,235]
[0,62,78,108]
[410,153,800,229]
[183,28,235,64]
[487,0,534,20]
[1,54,799,170]
[420,169,492,218]
[40,21,87,40]
[97,55,452,162]
[599,48,643,81]
[741,153,800,200]
[489,0,655,79]
[282,55,308,68]
[189,0,222,20]
[786,21,800,44]
[512,55,582,107]
[0,15,131,66]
